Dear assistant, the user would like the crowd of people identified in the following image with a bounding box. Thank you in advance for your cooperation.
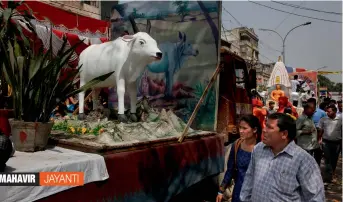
[217,97,342,202]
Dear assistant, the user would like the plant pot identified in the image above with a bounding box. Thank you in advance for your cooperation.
[9,119,53,152]
[0,109,14,137]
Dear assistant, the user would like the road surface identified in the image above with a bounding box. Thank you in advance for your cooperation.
[324,155,342,202]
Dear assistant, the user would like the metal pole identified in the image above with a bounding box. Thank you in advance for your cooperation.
[282,42,285,64]
[259,22,311,64]
[282,22,311,65]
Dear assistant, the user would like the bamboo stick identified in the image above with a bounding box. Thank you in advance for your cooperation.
[178,63,223,143]
[72,91,93,115]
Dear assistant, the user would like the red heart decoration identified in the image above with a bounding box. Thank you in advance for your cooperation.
[20,131,27,143]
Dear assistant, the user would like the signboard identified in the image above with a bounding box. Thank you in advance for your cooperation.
[102,1,220,131]
[289,71,318,96]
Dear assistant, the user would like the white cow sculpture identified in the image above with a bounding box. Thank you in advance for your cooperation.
[78,32,162,123]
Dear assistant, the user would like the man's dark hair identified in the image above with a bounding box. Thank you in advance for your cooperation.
[330,99,337,104]
[268,113,296,141]
[319,102,327,110]
[269,101,275,105]
[303,102,315,110]
[294,75,298,80]
[307,98,316,106]
[324,97,331,103]
[327,104,337,112]
[338,100,342,104]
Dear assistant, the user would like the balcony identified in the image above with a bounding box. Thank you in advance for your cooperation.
[240,40,252,47]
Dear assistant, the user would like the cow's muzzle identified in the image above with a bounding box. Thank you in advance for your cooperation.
[154,52,163,60]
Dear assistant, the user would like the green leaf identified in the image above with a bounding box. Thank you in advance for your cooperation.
[8,1,23,10]
[29,53,43,80]
[66,71,115,97]
[3,8,12,23]
[15,22,30,47]
[13,39,22,57]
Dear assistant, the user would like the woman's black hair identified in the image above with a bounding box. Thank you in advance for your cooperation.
[239,115,262,142]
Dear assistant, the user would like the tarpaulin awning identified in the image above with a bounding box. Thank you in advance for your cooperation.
[286,67,307,73]
[13,0,109,37]
[1,1,110,69]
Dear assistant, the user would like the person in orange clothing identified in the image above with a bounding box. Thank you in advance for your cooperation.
[252,98,267,129]
[277,96,299,118]
[270,84,285,102]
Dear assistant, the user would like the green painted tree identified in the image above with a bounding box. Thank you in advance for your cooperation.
[173,1,189,22]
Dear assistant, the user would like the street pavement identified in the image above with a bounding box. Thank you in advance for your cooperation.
[324,155,342,202]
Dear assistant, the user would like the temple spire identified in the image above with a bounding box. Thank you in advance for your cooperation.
[278,56,282,62]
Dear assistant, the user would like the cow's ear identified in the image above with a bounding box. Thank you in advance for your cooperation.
[121,35,135,42]
[178,31,182,40]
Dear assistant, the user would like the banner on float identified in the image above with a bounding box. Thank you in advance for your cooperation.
[289,71,318,96]
[102,1,220,131]
[0,172,84,186]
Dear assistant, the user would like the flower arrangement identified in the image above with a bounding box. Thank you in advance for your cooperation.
[52,120,105,136]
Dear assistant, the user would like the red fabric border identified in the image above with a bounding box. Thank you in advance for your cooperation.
[36,135,224,202]
[4,0,109,34]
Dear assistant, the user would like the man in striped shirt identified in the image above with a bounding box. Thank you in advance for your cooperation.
[240,113,324,202]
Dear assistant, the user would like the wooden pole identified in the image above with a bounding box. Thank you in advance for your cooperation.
[178,63,223,143]
[72,91,93,115]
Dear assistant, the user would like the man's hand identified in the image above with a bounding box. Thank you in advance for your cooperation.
[216,194,223,202]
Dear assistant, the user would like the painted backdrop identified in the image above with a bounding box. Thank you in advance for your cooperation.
[102,1,220,131]
[289,71,318,96]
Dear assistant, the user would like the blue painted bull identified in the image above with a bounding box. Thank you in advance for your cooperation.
[146,31,199,98]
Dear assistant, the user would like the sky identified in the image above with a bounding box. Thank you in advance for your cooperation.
[222,1,342,83]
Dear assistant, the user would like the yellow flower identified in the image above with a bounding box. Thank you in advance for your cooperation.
[82,128,87,134]
[69,127,75,133]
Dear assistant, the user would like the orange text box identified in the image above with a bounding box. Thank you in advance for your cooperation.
[39,172,84,186]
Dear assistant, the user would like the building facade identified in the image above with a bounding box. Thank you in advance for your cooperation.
[256,62,274,90]
[221,27,275,89]
[221,27,259,65]
[41,1,101,19]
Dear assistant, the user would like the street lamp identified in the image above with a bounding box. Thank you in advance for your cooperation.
[259,22,311,64]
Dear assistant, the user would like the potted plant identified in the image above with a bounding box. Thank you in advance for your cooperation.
[0,2,113,152]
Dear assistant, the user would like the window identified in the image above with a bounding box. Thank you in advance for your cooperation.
[235,67,245,89]
[82,1,99,8]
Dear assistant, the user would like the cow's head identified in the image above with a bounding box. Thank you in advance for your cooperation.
[121,32,162,63]
[178,31,199,57]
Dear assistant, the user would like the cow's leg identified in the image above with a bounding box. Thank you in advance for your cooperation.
[92,88,101,110]
[117,78,128,123]
[128,81,138,122]
[78,80,86,120]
